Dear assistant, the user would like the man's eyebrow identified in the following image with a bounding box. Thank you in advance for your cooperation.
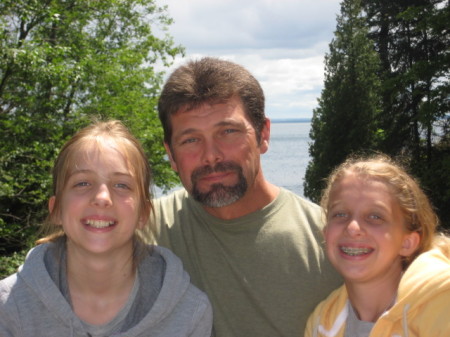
[216,119,242,127]
[176,128,198,136]
[172,128,198,143]
[174,120,243,138]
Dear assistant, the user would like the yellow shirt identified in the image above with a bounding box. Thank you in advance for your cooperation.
[305,248,450,337]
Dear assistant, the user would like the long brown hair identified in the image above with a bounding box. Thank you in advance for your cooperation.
[37,120,154,256]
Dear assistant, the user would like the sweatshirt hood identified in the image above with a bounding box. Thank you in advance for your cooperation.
[384,248,450,321]
[307,248,450,337]
[17,244,194,337]
[17,244,83,334]
[125,245,192,335]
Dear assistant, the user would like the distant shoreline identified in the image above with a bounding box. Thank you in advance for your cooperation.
[270,118,311,123]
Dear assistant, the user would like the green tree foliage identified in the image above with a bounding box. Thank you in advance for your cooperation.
[306,0,450,228]
[0,0,183,255]
[363,0,449,158]
[362,0,450,227]
[304,0,382,202]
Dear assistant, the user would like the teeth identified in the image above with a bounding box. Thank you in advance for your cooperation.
[341,246,372,256]
[86,219,115,228]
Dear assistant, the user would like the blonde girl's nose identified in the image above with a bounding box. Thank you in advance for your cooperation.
[346,219,364,236]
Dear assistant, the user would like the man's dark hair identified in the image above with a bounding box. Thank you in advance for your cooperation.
[158,57,266,145]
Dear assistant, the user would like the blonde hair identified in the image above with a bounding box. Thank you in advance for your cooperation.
[38,120,154,253]
[321,154,442,267]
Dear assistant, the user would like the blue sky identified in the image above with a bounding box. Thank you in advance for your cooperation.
[158,0,341,120]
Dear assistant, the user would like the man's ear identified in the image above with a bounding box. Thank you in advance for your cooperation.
[164,142,178,172]
[400,231,420,257]
[259,118,271,154]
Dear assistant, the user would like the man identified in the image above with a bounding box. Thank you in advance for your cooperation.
[152,57,341,337]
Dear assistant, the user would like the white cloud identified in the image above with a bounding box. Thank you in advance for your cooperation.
[158,0,341,119]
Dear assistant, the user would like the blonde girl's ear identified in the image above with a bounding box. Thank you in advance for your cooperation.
[322,224,329,245]
[400,231,420,257]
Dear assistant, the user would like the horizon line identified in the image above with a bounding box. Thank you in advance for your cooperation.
[270,118,311,123]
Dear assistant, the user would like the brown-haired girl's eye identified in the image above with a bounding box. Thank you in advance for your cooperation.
[74,181,90,188]
[115,183,130,190]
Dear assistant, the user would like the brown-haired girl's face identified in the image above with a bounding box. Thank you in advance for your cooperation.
[49,141,147,255]
[324,174,419,285]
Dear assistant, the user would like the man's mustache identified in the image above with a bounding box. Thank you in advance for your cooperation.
[191,162,242,182]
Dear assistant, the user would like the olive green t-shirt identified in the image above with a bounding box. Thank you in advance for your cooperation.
[152,188,342,337]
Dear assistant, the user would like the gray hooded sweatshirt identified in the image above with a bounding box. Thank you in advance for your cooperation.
[0,243,212,337]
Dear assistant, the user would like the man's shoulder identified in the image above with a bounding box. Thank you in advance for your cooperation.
[277,188,321,211]
[154,188,189,207]
[271,188,324,229]
[153,188,195,225]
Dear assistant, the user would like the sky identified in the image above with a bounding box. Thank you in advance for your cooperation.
[157,0,342,120]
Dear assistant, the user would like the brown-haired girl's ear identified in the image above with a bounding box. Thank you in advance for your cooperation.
[137,201,151,230]
[48,196,56,213]
[48,196,62,225]
[400,231,420,257]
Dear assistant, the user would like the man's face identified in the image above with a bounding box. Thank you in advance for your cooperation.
[165,96,269,208]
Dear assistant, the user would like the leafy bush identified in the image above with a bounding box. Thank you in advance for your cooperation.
[0,0,183,257]
[0,248,29,279]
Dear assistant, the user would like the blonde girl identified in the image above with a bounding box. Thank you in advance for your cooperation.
[305,154,450,337]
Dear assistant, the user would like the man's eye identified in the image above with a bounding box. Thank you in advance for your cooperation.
[181,138,197,145]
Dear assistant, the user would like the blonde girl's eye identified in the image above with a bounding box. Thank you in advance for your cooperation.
[332,211,348,219]
[327,211,348,225]
[367,213,385,225]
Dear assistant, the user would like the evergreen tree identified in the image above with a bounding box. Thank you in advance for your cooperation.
[304,0,382,202]
[363,0,449,161]
[363,0,450,227]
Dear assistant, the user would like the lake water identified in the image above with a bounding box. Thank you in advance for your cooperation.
[262,121,311,198]
[156,121,312,199]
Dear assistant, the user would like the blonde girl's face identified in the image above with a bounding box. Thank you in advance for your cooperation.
[324,174,419,285]
[50,140,147,257]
